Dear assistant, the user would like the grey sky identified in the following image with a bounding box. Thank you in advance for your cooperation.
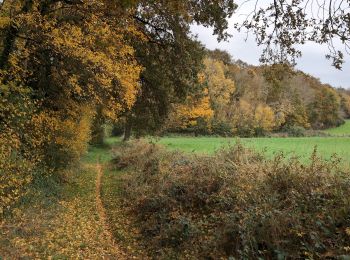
[191,0,350,89]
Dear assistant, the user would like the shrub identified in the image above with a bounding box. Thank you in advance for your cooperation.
[44,106,93,170]
[282,125,307,137]
[211,121,234,136]
[112,140,350,259]
[0,83,94,215]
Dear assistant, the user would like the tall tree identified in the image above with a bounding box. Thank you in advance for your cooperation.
[122,0,237,139]
[0,0,142,211]
[236,0,350,68]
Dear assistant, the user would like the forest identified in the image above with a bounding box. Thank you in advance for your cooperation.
[163,50,350,137]
[1,0,350,259]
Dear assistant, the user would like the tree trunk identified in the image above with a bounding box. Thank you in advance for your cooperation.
[0,25,18,70]
[91,123,105,145]
[123,118,132,142]
[90,106,105,145]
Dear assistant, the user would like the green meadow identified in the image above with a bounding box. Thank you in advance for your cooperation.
[153,120,350,166]
[158,136,347,160]
[324,119,350,136]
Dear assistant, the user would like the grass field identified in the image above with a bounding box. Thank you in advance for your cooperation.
[324,119,350,135]
[155,120,350,166]
[157,137,349,162]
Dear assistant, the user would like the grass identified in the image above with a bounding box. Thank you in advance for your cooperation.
[324,119,350,136]
[83,138,122,164]
[155,136,350,167]
[0,142,122,259]
[109,120,350,166]
[152,120,350,167]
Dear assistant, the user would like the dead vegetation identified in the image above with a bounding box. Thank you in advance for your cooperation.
[111,140,350,259]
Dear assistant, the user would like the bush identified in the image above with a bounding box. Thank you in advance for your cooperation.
[112,140,350,259]
[45,106,93,170]
[0,83,94,215]
[282,125,307,137]
[211,121,234,136]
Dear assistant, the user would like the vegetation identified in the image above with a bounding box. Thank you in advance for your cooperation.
[0,0,236,214]
[110,140,350,259]
[1,0,350,258]
[325,119,350,136]
[0,142,126,258]
[162,53,350,137]
[157,136,350,167]
[237,0,350,68]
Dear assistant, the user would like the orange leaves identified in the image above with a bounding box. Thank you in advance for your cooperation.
[167,58,235,133]
[48,16,142,115]
[169,90,214,130]
[0,0,146,214]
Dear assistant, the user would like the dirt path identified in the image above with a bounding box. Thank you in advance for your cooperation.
[0,160,129,259]
[95,163,127,259]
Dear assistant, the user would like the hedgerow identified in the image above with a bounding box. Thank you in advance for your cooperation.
[112,140,350,259]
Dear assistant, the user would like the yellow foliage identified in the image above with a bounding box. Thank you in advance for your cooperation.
[232,99,255,135]
[203,58,235,121]
[254,104,275,131]
[54,107,93,167]
[168,90,214,130]
[0,0,145,213]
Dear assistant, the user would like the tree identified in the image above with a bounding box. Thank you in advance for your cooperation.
[338,89,350,118]
[204,57,236,123]
[122,0,237,139]
[236,0,350,68]
[254,103,275,134]
[0,0,239,211]
[206,48,233,65]
[0,0,142,212]
[232,99,255,136]
[308,87,342,128]
[261,63,294,104]
[166,89,214,135]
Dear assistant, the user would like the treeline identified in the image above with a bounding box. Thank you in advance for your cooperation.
[164,50,350,137]
[0,0,236,213]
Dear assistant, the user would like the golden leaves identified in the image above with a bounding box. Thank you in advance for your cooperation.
[1,164,125,259]
[254,104,275,131]
[0,0,145,212]
[170,91,214,130]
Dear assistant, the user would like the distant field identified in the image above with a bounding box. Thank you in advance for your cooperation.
[324,119,350,135]
[156,136,350,166]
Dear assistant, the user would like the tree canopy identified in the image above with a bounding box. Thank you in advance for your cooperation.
[0,0,237,212]
[236,0,350,68]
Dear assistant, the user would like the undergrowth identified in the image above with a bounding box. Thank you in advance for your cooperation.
[111,140,350,259]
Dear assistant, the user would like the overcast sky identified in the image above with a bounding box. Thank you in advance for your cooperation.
[191,1,350,89]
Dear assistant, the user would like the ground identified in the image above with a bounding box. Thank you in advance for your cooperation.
[0,145,129,259]
[1,121,350,258]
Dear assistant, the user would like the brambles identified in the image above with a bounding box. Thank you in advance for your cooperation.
[112,140,350,259]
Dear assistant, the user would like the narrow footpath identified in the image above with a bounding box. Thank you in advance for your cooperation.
[0,146,129,259]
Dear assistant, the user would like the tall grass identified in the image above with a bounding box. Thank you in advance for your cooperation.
[111,140,350,259]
